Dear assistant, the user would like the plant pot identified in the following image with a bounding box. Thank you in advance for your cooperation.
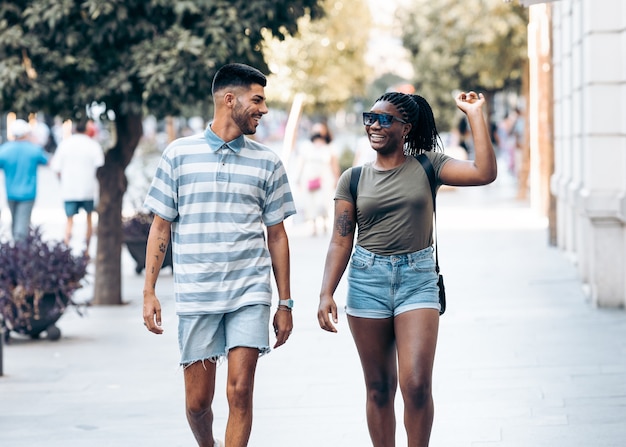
[3,292,68,342]
[125,239,173,274]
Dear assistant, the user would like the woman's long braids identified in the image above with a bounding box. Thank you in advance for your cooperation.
[374,92,443,155]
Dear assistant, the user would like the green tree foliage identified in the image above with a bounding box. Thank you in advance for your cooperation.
[0,0,321,305]
[399,0,528,130]
[0,0,322,118]
[262,0,371,115]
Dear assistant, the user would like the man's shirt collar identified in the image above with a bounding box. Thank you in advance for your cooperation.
[204,123,244,153]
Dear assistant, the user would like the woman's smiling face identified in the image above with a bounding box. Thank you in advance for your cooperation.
[366,101,408,155]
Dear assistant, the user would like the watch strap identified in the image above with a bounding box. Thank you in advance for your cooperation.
[278,299,294,309]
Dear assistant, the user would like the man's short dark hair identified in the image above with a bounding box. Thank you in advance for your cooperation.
[75,119,88,133]
[212,63,267,96]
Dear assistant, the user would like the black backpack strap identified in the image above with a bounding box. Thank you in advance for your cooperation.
[415,153,439,272]
[349,166,362,203]
[416,153,445,315]
[416,153,436,208]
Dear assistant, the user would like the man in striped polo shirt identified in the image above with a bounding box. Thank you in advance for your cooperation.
[142,63,296,447]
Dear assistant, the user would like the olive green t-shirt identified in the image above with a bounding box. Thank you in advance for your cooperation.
[335,152,451,256]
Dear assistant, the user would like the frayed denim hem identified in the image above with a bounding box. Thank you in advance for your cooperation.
[181,346,271,370]
[181,356,225,370]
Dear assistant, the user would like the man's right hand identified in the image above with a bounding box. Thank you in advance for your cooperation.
[143,293,164,334]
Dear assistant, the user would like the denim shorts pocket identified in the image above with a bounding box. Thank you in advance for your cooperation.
[350,256,370,270]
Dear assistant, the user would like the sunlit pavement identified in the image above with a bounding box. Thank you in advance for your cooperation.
[1,164,626,446]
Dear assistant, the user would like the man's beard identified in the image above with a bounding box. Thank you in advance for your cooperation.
[233,101,257,135]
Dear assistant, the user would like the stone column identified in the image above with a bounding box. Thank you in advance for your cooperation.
[552,0,626,308]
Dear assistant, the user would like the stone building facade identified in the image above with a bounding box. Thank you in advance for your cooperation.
[547,0,626,308]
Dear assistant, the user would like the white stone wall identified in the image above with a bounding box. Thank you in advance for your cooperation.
[550,0,626,307]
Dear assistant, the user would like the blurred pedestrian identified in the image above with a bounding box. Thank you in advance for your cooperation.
[495,110,520,175]
[30,118,54,153]
[50,118,104,253]
[456,116,473,157]
[318,90,497,446]
[352,134,377,166]
[0,119,49,241]
[142,63,296,447]
[296,122,340,236]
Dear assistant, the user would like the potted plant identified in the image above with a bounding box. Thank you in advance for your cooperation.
[123,211,172,274]
[0,227,89,342]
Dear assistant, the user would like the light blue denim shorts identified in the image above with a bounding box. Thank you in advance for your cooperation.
[178,304,271,366]
[346,245,440,318]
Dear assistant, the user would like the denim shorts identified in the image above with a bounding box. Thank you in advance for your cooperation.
[64,200,95,217]
[346,245,440,318]
[178,304,271,365]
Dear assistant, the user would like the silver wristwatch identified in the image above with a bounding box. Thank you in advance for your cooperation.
[278,299,294,310]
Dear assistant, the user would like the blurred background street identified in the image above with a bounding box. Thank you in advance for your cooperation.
[1,0,626,446]
[1,160,625,447]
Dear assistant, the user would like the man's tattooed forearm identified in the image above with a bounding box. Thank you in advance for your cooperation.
[335,210,355,236]
[157,236,167,254]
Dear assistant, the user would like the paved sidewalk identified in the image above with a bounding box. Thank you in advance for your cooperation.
[1,169,626,446]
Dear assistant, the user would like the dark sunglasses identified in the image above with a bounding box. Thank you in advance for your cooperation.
[362,112,407,128]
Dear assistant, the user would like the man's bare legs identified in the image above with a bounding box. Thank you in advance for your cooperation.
[225,347,260,447]
[64,211,94,255]
[85,211,93,252]
[64,215,74,246]
[183,347,259,447]
[184,361,218,447]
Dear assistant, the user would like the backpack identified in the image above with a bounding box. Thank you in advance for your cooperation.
[349,154,446,315]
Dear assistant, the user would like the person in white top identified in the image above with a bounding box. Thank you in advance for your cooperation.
[51,119,104,252]
[296,122,340,236]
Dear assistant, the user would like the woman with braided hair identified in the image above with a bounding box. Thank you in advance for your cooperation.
[318,91,496,446]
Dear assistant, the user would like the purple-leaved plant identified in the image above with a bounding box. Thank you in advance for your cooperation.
[122,211,154,241]
[0,227,89,333]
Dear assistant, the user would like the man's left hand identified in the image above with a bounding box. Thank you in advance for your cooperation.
[272,308,293,348]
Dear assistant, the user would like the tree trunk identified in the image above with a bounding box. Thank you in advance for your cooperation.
[93,113,143,305]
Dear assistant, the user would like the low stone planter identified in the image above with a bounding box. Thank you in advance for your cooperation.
[0,228,88,344]
[3,292,69,342]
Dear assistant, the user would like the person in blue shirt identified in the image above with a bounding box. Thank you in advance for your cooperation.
[0,119,49,241]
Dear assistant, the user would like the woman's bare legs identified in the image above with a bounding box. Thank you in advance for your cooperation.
[395,309,439,447]
[348,315,398,447]
[348,309,439,447]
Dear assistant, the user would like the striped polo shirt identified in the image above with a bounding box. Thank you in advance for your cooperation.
[143,124,296,315]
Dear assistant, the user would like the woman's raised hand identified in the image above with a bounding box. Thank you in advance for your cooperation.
[455,91,485,114]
